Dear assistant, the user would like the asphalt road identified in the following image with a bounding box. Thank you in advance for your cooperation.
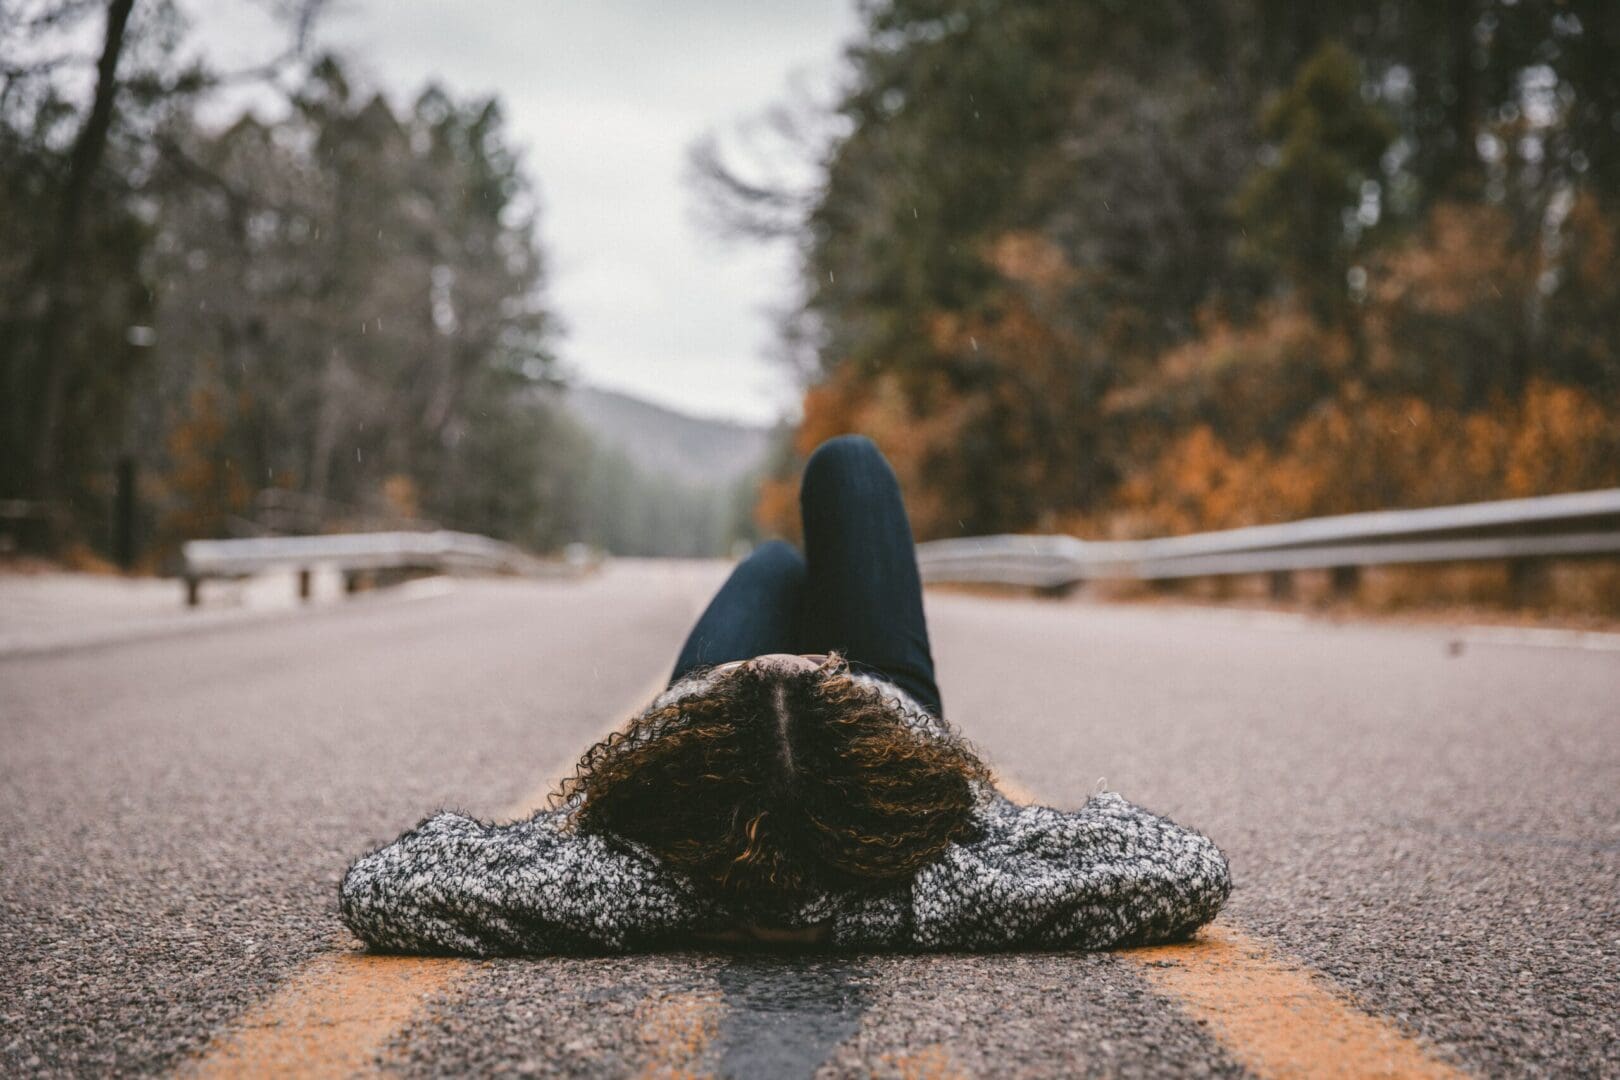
[2,562,1616,1077]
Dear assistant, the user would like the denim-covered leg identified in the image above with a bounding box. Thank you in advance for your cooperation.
[669,539,806,685]
[797,435,942,717]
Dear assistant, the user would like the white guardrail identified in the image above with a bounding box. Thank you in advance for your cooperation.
[915,488,1620,593]
[181,489,1620,605]
[181,531,579,605]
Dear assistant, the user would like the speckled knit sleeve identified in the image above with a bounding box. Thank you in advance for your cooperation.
[338,788,1229,955]
[339,808,720,956]
[910,787,1231,950]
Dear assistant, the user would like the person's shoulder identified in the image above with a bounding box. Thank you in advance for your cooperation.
[961,787,1186,842]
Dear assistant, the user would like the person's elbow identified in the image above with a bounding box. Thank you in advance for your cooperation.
[1163,830,1232,939]
[336,812,465,951]
[337,848,395,948]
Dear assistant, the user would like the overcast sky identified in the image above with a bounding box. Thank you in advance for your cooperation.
[184,1,861,424]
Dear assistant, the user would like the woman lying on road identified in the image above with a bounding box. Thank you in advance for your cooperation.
[340,436,1230,954]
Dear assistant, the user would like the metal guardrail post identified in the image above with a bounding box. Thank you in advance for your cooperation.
[1508,558,1549,607]
[1268,570,1293,601]
[114,456,137,570]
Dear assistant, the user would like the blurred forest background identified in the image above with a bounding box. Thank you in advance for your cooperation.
[4,0,1619,600]
[698,0,1620,551]
[0,0,767,566]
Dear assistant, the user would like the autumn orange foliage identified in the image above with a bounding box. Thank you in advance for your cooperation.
[161,386,254,545]
[1107,381,1620,540]
[765,199,1620,613]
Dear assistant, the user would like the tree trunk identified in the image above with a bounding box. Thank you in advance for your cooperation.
[1443,0,1482,198]
[30,0,137,532]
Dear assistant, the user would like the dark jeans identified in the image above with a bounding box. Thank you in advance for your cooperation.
[670,435,942,718]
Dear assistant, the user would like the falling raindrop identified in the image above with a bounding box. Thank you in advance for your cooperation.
[356,448,362,462]
[970,336,978,351]
[828,271,835,284]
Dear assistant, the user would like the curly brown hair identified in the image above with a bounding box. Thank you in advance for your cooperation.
[550,656,991,900]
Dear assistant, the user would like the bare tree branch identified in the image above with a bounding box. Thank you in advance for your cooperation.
[686,132,811,242]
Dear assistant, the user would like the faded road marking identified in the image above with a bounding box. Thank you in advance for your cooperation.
[179,953,467,1079]
[1132,926,1467,1079]
[879,1044,968,1079]
[997,775,1468,1080]
[635,989,723,1078]
[182,673,674,1078]
[992,774,1038,804]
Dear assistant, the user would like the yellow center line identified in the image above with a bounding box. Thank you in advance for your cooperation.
[634,989,724,1079]
[993,775,1470,1080]
[879,1044,970,1079]
[180,673,673,1080]
[1132,927,1466,1080]
[177,953,467,1080]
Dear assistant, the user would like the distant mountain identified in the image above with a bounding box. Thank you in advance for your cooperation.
[554,384,773,487]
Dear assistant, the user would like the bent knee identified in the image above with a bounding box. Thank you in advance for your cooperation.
[747,538,806,579]
[752,537,802,563]
[803,434,889,492]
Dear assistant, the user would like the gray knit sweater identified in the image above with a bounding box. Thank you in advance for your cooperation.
[339,673,1231,955]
